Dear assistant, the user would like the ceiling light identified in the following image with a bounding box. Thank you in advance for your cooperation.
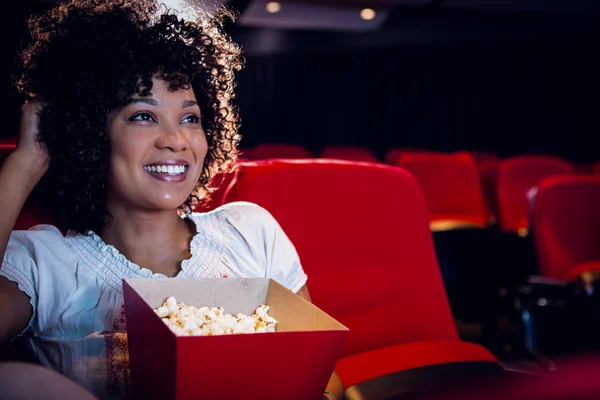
[266,2,281,13]
[360,8,376,21]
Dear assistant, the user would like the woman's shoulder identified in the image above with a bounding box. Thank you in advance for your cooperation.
[8,224,67,247]
[6,224,74,262]
[188,202,281,251]
[190,201,278,229]
[3,225,78,292]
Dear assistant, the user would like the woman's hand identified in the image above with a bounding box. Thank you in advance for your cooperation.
[323,391,337,400]
[11,100,50,179]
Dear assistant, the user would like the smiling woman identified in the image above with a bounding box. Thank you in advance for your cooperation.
[0,0,343,399]
[106,78,209,215]
[14,0,243,234]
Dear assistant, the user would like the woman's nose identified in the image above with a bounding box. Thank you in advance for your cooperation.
[155,127,188,152]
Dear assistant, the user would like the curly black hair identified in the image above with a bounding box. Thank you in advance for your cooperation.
[15,0,243,234]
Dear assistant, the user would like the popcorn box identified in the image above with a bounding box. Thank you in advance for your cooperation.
[123,278,349,400]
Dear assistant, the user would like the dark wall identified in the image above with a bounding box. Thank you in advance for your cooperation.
[235,33,600,162]
[4,2,599,163]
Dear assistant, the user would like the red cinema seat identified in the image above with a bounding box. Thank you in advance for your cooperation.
[384,148,429,166]
[320,146,379,163]
[0,138,17,165]
[397,152,488,231]
[594,162,600,175]
[223,159,496,393]
[532,175,600,283]
[2,138,55,230]
[468,151,499,166]
[193,170,237,213]
[237,147,254,160]
[13,198,55,231]
[192,158,250,213]
[0,137,17,147]
[479,159,500,225]
[574,163,594,174]
[404,354,600,400]
[251,143,312,160]
[455,151,500,225]
[497,156,574,236]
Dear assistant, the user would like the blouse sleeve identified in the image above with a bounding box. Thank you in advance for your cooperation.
[264,209,308,293]
[220,202,308,293]
[1,231,39,337]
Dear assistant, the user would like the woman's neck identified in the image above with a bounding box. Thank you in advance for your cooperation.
[100,206,195,277]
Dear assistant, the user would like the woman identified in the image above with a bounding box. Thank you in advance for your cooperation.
[0,1,343,398]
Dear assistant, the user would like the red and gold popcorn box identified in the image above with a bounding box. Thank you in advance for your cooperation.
[123,278,349,400]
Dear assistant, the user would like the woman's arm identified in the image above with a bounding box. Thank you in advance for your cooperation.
[0,102,49,345]
[0,154,42,345]
[295,285,345,400]
[0,276,33,345]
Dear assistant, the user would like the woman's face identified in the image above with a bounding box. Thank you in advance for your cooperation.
[106,77,208,213]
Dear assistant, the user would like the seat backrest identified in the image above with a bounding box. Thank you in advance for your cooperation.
[1,139,56,230]
[251,143,312,160]
[467,151,499,166]
[237,147,254,160]
[398,152,487,228]
[478,159,500,224]
[193,170,237,213]
[224,159,458,357]
[574,163,594,174]
[532,175,600,280]
[13,198,56,231]
[497,155,574,234]
[0,138,17,165]
[193,159,250,213]
[594,161,600,175]
[384,148,429,166]
[320,146,379,162]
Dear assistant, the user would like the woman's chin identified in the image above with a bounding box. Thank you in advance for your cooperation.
[144,197,191,213]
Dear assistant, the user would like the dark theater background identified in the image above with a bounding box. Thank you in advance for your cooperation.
[4,0,600,161]
[2,1,600,399]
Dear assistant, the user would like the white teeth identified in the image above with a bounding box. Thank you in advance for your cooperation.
[144,165,187,175]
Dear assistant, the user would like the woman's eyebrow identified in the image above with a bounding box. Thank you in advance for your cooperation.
[128,98,160,106]
[182,100,198,108]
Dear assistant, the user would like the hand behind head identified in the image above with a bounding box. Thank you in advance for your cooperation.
[15,99,50,176]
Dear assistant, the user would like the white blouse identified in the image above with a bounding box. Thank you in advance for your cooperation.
[0,202,307,399]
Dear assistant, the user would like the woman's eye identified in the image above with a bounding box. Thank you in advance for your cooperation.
[182,115,200,124]
[129,112,155,122]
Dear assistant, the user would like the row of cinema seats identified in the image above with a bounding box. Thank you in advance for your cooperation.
[217,159,600,397]
[201,154,600,356]
[3,136,600,398]
[209,147,597,303]
[238,143,600,237]
[381,150,600,359]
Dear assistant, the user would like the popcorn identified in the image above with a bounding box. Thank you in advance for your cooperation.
[153,296,278,336]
